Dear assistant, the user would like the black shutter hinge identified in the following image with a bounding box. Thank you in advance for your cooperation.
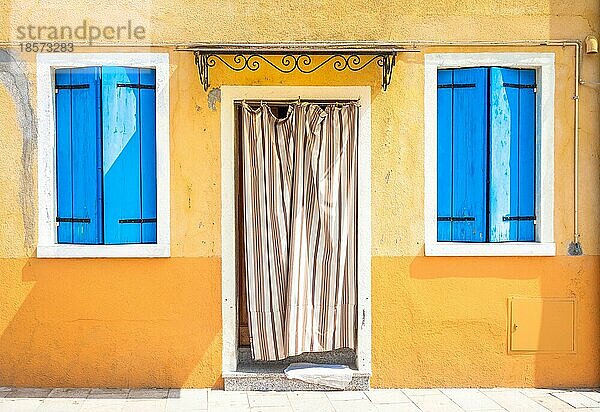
[118,218,157,224]
[55,84,90,93]
[502,215,536,222]
[503,83,537,93]
[116,83,155,89]
[438,83,476,89]
[56,217,91,223]
[437,216,476,222]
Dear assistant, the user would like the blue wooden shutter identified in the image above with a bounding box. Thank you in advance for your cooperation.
[102,67,157,244]
[489,68,536,242]
[437,68,488,242]
[140,69,157,243]
[437,69,453,241]
[518,69,536,241]
[55,67,103,244]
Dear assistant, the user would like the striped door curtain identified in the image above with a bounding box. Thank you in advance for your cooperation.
[241,102,358,361]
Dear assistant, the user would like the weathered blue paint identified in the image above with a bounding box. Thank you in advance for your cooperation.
[55,67,103,244]
[438,67,536,243]
[517,69,536,241]
[437,69,453,241]
[139,68,157,243]
[102,66,142,244]
[489,68,536,242]
[451,68,488,242]
[102,67,157,244]
[489,67,520,242]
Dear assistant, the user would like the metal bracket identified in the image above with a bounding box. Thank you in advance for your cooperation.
[437,216,476,222]
[193,51,397,92]
[502,83,537,89]
[379,53,396,91]
[502,215,536,221]
[438,83,476,89]
[56,217,90,223]
[55,84,89,93]
[119,218,157,224]
[116,83,156,89]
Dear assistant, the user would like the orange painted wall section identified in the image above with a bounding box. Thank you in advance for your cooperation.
[0,258,222,388]
[371,256,599,387]
[0,0,599,388]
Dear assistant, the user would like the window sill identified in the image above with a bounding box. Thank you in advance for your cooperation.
[425,242,556,257]
[37,244,170,258]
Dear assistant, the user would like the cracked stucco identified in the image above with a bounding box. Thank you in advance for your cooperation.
[207,88,221,111]
[0,50,36,254]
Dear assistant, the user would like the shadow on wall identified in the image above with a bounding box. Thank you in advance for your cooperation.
[543,0,600,386]
[406,255,600,388]
[0,257,223,388]
[410,255,557,280]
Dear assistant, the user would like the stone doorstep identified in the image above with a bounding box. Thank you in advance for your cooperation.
[223,370,370,391]
[230,347,366,391]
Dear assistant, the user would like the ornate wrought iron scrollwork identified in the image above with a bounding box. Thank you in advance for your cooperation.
[194,51,397,91]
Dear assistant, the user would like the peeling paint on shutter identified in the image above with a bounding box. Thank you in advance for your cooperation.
[489,68,536,242]
[102,67,157,244]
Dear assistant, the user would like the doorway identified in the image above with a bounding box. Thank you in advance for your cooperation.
[220,86,372,376]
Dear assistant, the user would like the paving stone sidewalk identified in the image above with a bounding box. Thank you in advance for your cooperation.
[0,387,599,411]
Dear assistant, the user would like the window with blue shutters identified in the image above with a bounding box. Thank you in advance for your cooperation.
[437,67,536,243]
[54,66,157,245]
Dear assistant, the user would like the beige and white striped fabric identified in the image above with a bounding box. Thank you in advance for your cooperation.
[241,102,358,361]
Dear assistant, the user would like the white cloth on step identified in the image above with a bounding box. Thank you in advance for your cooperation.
[284,362,353,390]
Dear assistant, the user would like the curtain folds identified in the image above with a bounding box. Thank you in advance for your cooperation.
[241,102,358,361]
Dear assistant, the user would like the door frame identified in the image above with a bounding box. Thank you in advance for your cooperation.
[220,86,372,375]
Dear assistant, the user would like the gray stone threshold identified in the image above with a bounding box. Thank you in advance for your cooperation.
[223,371,370,391]
[224,347,370,391]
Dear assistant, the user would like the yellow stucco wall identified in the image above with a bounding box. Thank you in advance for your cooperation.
[0,0,598,388]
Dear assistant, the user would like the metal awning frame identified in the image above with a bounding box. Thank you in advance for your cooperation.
[179,43,419,91]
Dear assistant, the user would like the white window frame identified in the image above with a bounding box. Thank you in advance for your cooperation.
[36,53,170,258]
[220,86,372,376]
[424,53,555,256]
